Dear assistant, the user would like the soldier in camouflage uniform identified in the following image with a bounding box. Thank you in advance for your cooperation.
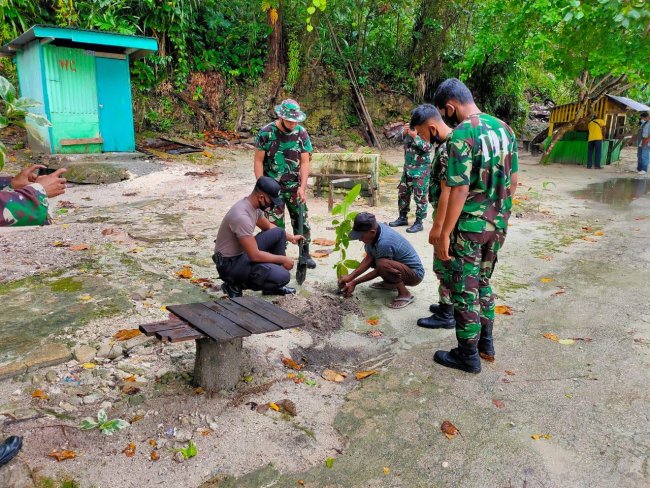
[254,99,316,268]
[431,78,519,374]
[389,118,432,234]
[0,165,67,227]
[395,105,458,330]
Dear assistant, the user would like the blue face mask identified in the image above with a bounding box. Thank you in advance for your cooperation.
[429,128,443,144]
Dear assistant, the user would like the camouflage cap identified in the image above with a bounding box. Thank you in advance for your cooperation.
[274,99,307,123]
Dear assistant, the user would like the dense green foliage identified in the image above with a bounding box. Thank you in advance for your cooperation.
[0,0,647,131]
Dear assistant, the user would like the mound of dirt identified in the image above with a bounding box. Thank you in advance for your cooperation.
[270,290,362,336]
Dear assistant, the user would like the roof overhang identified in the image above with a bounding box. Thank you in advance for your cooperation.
[606,94,650,112]
[0,25,158,60]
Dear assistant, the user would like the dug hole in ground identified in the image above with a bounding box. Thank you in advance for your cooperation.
[0,147,649,488]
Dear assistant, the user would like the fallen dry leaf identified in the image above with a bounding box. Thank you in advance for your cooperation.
[501,378,512,384]
[101,228,120,236]
[48,450,76,462]
[298,481,305,486]
[124,374,136,382]
[441,420,459,440]
[82,363,95,370]
[322,369,346,383]
[383,467,390,475]
[276,399,297,416]
[505,370,515,376]
[52,241,68,247]
[634,216,646,221]
[256,403,269,413]
[367,330,384,338]
[495,305,513,315]
[121,385,141,395]
[78,294,92,301]
[69,244,90,251]
[492,399,505,409]
[479,352,495,362]
[355,370,377,380]
[199,428,214,436]
[570,337,593,343]
[176,266,193,279]
[594,231,604,236]
[531,433,552,440]
[557,338,575,345]
[195,387,205,395]
[543,333,559,342]
[281,356,303,370]
[150,450,160,461]
[268,402,280,412]
[32,389,49,400]
[149,439,157,448]
[312,249,332,258]
[312,238,336,246]
[552,287,567,296]
[581,237,598,242]
[113,329,142,341]
[130,415,144,423]
[367,317,380,326]
[540,277,553,283]
[123,443,136,457]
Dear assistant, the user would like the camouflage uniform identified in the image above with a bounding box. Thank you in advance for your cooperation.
[0,177,50,227]
[397,132,432,221]
[445,114,518,342]
[255,121,313,241]
[429,139,452,306]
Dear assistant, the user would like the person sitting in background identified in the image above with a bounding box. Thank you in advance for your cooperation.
[586,117,606,169]
[213,176,304,297]
[338,212,424,309]
[0,165,67,227]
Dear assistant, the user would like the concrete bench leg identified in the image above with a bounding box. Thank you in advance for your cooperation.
[193,337,242,391]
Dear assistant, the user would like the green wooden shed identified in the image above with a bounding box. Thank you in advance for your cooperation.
[0,25,158,154]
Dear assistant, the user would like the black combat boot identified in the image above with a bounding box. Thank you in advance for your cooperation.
[406,219,423,233]
[0,436,22,467]
[429,303,441,314]
[221,282,243,298]
[478,319,495,360]
[389,213,408,227]
[263,285,297,296]
[305,243,316,269]
[433,338,482,373]
[417,304,455,329]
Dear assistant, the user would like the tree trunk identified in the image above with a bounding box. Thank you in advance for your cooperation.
[266,1,284,74]
[193,338,243,391]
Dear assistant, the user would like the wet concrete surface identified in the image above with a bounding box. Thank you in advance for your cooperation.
[572,177,650,209]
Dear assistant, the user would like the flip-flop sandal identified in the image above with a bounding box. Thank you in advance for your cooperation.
[370,281,396,290]
[388,296,415,309]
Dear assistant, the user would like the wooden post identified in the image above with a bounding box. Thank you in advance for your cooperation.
[193,337,243,391]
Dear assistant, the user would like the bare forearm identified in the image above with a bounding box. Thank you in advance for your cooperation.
[250,250,285,264]
[510,172,518,197]
[348,255,373,280]
[352,269,379,285]
[253,151,265,179]
[299,156,310,189]
[433,187,451,229]
[441,186,469,236]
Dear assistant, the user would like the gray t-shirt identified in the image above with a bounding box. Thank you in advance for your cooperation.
[364,223,425,279]
[214,198,262,257]
[639,120,650,147]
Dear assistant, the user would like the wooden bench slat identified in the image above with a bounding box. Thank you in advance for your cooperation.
[195,302,254,338]
[139,318,187,336]
[167,303,240,342]
[157,327,205,343]
[231,296,304,329]
[204,300,280,335]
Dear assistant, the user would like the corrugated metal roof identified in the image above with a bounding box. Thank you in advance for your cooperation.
[0,25,157,59]
[606,95,650,112]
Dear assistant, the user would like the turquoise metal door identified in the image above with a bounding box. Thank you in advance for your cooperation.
[96,57,135,152]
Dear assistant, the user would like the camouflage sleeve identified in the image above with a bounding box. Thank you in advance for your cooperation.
[412,135,433,153]
[511,139,519,173]
[254,129,269,151]
[445,136,472,187]
[0,177,12,191]
[439,143,449,181]
[299,128,313,153]
[0,182,50,227]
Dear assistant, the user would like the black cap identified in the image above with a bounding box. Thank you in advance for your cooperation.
[641,112,649,118]
[255,176,283,206]
[350,212,377,240]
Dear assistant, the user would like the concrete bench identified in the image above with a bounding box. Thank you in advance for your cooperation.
[140,296,304,390]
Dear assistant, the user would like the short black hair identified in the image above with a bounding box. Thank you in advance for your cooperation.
[641,111,649,118]
[433,78,474,108]
[410,104,441,128]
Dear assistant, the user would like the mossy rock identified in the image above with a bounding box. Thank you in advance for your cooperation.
[62,163,129,185]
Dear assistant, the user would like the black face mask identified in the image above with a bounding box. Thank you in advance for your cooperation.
[259,196,273,211]
[429,128,443,145]
[441,106,459,128]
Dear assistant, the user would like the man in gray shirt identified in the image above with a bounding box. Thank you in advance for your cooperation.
[213,176,304,297]
[338,212,424,309]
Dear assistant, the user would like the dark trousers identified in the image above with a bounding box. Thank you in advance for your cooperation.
[375,258,422,287]
[215,227,290,291]
[587,140,602,168]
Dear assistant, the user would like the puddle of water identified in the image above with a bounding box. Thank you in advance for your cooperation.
[572,178,650,209]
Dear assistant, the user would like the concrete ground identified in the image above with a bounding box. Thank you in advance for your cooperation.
[0,147,648,488]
